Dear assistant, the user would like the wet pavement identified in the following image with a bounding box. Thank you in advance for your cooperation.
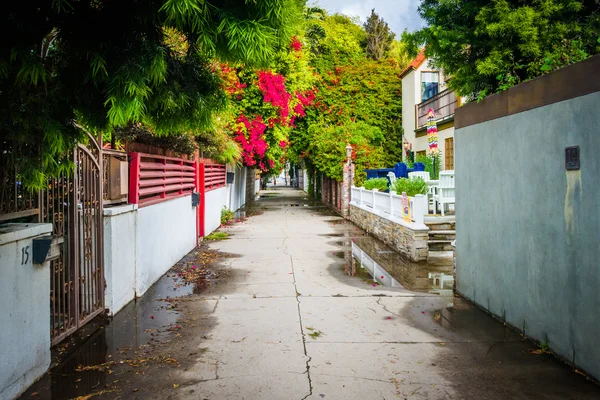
[20,187,600,399]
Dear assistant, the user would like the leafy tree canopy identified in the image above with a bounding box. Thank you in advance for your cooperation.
[404,0,600,99]
[363,9,395,60]
[288,11,407,184]
[1,0,303,188]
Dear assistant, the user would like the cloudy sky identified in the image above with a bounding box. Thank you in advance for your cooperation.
[311,0,424,35]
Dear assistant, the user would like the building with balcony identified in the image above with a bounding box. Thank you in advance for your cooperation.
[400,51,461,171]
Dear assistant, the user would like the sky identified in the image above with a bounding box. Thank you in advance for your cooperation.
[311,0,425,35]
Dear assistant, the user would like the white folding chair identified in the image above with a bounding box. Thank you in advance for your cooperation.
[434,171,455,216]
[408,171,431,181]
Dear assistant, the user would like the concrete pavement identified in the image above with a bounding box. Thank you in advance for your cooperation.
[175,187,600,399]
[20,187,600,399]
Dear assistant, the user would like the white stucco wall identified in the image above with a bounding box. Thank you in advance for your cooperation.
[136,195,196,296]
[226,165,247,212]
[0,224,52,400]
[204,187,227,235]
[303,170,309,192]
[103,204,138,315]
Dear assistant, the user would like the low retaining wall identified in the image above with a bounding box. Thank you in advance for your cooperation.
[137,195,196,296]
[0,224,52,400]
[204,187,227,236]
[104,205,138,315]
[349,204,428,262]
[103,195,196,315]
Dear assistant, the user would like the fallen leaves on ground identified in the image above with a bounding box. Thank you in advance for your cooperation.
[73,389,118,400]
[76,355,180,374]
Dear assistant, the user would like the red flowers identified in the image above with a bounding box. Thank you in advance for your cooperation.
[290,36,302,52]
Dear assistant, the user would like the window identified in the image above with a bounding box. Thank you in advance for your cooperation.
[445,137,454,170]
[421,72,439,101]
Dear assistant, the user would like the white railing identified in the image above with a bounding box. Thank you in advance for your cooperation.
[350,187,427,226]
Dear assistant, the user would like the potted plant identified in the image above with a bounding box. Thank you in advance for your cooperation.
[363,177,389,192]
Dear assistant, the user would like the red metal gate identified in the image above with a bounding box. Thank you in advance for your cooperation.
[43,132,104,345]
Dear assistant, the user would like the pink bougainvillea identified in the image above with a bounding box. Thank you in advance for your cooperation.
[234,114,269,169]
[257,71,292,124]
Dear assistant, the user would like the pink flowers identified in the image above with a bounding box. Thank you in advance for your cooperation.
[234,114,269,168]
[257,71,292,124]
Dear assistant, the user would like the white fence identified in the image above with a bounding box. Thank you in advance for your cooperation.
[350,187,427,226]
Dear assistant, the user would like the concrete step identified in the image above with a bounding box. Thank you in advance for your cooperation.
[428,230,455,235]
[428,230,456,241]
[428,240,454,252]
[427,251,454,266]
[426,221,456,231]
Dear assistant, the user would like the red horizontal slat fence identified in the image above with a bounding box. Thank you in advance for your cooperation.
[129,152,196,207]
[204,164,226,191]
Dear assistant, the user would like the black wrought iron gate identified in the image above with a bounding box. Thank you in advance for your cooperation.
[42,132,104,345]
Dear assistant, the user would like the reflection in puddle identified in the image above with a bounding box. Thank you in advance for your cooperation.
[347,246,403,288]
[340,236,454,293]
[19,274,192,399]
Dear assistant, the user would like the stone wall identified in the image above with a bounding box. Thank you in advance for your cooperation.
[349,204,428,262]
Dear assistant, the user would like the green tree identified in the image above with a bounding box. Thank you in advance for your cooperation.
[289,12,403,175]
[405,0,600,99]
[363,9,395,60]
[1,0,303,188]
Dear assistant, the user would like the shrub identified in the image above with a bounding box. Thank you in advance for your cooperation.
[415,154,441,180]
[390,177,428,197]
[363,177,389,191]
[221,208,235,225]
[206,231,230,240]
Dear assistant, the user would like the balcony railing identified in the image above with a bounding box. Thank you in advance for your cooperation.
[416,89,458,128]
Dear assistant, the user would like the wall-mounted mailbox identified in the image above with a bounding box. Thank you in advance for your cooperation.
[227,172,235,184]
[32,235,61,264]
[565,146,580,170]
[191,192,200,207]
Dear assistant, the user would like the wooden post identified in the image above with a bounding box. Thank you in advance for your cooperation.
[128,152,140,204]
[198,163,206,237]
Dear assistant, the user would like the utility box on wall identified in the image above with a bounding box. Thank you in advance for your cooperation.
[106,155,129,204]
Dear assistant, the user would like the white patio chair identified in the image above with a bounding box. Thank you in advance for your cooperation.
[387,172,397,186]
[434,170,455,216]
[408,171,430,181]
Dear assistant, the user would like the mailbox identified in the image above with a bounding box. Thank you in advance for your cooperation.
[191,192,200,207]
[32,235,61,264]
[227,172,235,184]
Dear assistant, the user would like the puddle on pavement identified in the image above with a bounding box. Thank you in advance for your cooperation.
[333,235,454,293]
[19,272,192,399]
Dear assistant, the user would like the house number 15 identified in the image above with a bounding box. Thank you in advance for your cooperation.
[21,246,30,265]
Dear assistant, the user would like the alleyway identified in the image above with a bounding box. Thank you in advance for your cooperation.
[21,187,600,400]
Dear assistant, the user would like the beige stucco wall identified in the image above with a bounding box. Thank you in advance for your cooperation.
[413,126,455,171]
